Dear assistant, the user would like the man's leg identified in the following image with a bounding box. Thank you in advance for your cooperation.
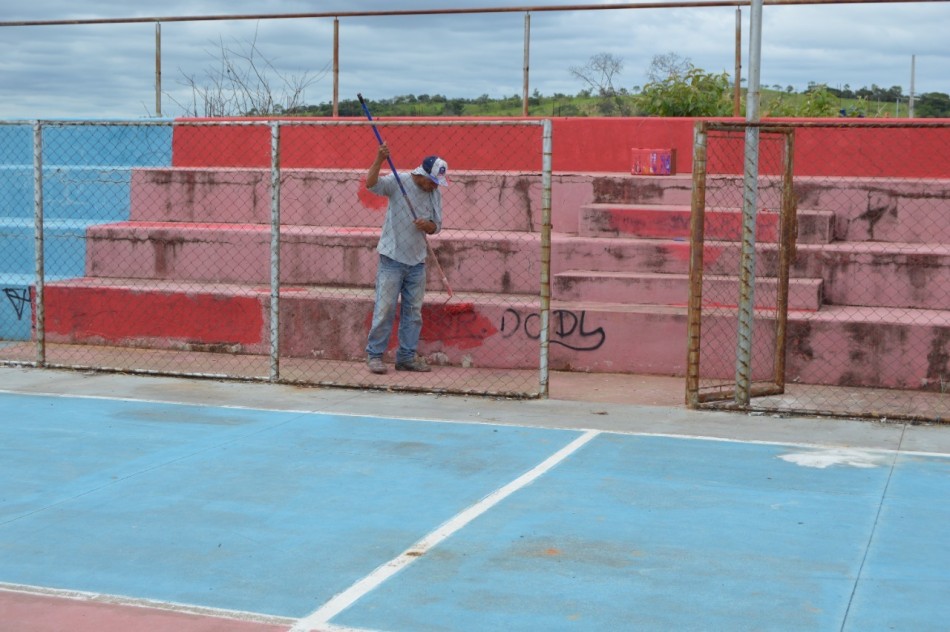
[366,256,404,367]
[395,261,428,370]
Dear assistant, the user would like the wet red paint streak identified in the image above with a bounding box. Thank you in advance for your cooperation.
[422,305,497,350]
[363,305,496,351]
[357,177,387,211]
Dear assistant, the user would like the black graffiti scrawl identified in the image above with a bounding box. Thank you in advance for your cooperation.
[500,308,606,352]
[3,288,31,320]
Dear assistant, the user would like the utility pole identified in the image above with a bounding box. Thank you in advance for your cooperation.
[909,54,916,118]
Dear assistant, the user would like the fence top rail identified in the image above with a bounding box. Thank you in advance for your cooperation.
[703,120,950,131]
[0,119,549,128]
[0,0,942,27]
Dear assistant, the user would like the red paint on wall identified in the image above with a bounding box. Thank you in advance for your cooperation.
[362,305,497,352]
[173,116,950,179]
[357,177,387,210]
[705,212,780,242]
[422,305,498,350]
[44,286,264,345]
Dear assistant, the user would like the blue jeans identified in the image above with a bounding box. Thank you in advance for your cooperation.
[365,255,426,364]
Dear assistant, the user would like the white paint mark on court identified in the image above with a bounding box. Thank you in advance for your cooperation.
[289,429,601,632]
[779,448,890,469]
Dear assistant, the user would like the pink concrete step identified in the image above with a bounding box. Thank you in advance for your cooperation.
[554,271,823,311]
[130,167,551,233]
[553,235,820,278]
[83,221,809,292]
[802,241,950,310]
[579,204,834,244]
[130,168,950,245]
[83,222,543,293]
[591,174,694,206]
[40,277,950,391]
[84,222,948,310]
[793,176,950,244]
[591,175,950,245]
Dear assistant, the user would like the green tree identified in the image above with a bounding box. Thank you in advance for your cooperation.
[764,85,839,117]
[635,62,733,116]
[798,85,839,116]
[916,92,950,117]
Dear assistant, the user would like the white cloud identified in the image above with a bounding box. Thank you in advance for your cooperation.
[1,0,947,119]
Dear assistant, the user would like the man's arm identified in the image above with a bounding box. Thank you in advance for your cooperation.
[366,143,389,189]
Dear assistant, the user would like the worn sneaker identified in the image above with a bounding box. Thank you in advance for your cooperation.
[395,356,431,372]
[367,357,387,374]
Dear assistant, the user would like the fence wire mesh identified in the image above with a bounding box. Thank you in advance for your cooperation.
[0,120,549,397]
[688,126,793,402]
[690,121,950,423]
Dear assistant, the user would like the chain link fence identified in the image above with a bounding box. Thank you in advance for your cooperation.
[0,119,552,397]
[688,121,950,423]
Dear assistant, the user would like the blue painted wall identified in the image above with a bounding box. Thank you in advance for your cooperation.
[0,122,173,342]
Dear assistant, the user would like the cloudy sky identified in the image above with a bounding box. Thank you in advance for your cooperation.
[1,0,947,119]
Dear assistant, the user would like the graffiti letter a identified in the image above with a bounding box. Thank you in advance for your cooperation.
[4,288,31,320]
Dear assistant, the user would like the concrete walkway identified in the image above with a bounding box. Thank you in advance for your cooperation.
[0,366,947,631]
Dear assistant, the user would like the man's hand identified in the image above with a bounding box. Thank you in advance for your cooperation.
[414,218,436,234]
[366,143,389,188]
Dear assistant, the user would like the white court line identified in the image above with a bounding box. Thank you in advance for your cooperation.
[289,429,601,632]
[1,388,947,458]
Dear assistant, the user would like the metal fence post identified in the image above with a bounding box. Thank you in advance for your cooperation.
[773,129,796,392]
[269,121,281,381]
[33,121,45,366]
[735,0,764,406]
[686,121,708,408]
[539,118,552,398]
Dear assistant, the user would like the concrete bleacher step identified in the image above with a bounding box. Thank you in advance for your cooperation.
[82,220,807,283]
[38,276,949,391]
[554,270,823,311]
[83,222,543,292]
[130,167,549,232]
[797,241,950,311]
[82,221,949,311]
[81,221,816,292]
[0,165,135,222]
[0,217,99,278]
[793,176,950,244]
[579,204,834,244]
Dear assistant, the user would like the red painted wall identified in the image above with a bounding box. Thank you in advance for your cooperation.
[173,117,950,178]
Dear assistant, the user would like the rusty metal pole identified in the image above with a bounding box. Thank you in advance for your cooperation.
[733,8,741,117]
[155,22,162,117]
[522,12,531,117]
[686,121,709,408]
[772,128,796,391]
[333,17,340,117]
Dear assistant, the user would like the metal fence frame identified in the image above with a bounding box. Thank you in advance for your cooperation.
[686,119,950,423]
[2,118,554,398]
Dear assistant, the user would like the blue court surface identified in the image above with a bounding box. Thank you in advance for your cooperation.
[1,368,948,631]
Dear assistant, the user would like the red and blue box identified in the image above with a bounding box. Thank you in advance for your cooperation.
[631,148,676,175]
